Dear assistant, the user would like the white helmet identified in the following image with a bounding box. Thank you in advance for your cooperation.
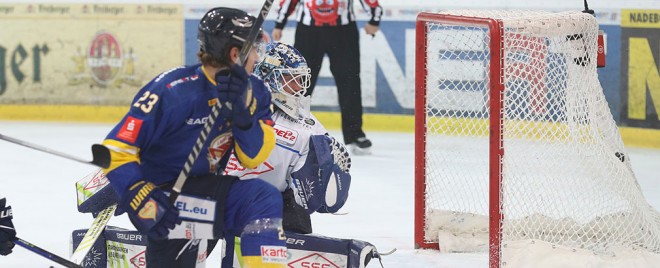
[254,42,311,118]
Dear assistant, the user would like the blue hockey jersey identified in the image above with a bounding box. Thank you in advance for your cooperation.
[101,64,275,197]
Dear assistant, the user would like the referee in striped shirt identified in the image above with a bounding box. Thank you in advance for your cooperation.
[272,0,383,155]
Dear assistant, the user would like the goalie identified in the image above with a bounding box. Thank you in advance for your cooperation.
[225,42,383,267]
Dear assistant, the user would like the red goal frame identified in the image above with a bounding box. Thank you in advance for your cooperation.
[414,12,505,268]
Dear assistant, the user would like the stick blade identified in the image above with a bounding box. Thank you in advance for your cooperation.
[91,144,111,169]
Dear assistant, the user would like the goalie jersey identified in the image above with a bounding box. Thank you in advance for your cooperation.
[224,109,327,192]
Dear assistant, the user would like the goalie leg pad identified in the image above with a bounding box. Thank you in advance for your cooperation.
[285,231,379,268]
[240,218,287,267]
[75,169,119,214]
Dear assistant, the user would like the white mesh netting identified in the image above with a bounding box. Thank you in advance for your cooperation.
[419,10,660,266]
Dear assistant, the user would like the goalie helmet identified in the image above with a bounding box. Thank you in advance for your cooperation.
[254,42,312,119]
[197,7,256,64]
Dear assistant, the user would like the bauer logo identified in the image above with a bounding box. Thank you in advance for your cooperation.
[288,252,340,268]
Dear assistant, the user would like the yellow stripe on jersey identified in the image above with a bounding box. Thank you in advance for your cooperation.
[201,65,217,86]
[241,256,285,268]
[101,139,141,174]
[234,121,275,169]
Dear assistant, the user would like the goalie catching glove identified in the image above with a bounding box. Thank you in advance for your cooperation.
[117,181,181,239]
[291,135,352,214]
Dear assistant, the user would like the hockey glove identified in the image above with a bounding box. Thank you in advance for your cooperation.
[119,181,181,240]
[216,64,256,129]
[0,198,16,256]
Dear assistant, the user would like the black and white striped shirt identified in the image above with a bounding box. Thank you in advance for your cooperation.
[274,0,383,28]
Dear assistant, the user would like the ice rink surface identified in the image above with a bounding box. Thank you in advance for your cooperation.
[0,120,658,267]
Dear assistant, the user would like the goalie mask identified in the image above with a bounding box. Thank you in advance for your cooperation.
[254,42,311,118]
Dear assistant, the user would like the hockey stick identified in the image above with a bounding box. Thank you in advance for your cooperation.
[169,0,275,203]
[69,204,116,265]
[0,133,110,169]
[14,237,83,268]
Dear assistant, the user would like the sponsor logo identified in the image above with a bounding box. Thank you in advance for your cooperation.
[68,31,142,87]
[117,116,143,143]
[155,66,184,82]
[83,170,109,190]
[225,156,275,176]
[186,116,209,125]
[130,250,146,267]
[129,181,154,210]
[304,118,315,126]
[116,233,142,241]
[167,74,199,89]
[232,17,253,27]
[261,246,288,263]
[175,195,216,222]
[274,125,298,146]
[288,253,339,268]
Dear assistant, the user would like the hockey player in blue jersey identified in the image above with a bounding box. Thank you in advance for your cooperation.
[101,7,286,268]
[0,198,16,256]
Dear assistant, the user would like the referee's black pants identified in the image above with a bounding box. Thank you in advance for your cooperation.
[294,22,366,144]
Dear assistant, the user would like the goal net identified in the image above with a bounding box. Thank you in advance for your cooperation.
[414,10,660,267]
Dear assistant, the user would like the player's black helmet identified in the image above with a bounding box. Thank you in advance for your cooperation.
[197,7,256,64]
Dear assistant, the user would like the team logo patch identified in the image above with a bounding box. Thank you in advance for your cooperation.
[117,116,143,143]
[207,133,233,172]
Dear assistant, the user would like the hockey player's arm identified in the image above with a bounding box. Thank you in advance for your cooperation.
[232,76,276,169]
[101,82,162,197]
[274,0,299,29]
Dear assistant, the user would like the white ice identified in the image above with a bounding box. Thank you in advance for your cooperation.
[0,120,658,267]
